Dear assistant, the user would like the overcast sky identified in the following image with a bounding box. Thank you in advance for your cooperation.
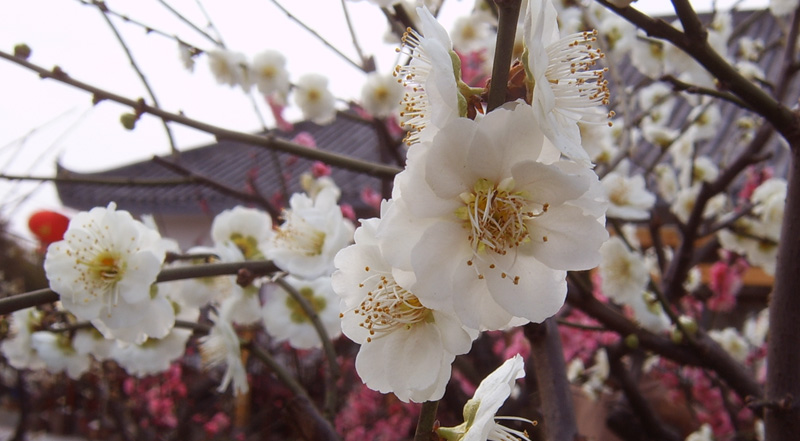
[0,0,768,242]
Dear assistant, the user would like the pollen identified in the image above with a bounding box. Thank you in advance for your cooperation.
[455,177,548,257]
[353,274,431,342]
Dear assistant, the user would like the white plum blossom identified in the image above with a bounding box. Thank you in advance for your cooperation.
[211,206,273,261]
[395,6,462,144]
[293,73,337,125]
[450,14,491,53]
[709,327,750,364]
[685,423,715,441]
[207,49,252,90]
[744,308,769,348]
[629,292,671,334]
[44,203,166,334]
[769,0,799,16]
[251,49,291,98]
[333,211,476,403]
[30,332,91,380]
[524,0,611,166]
[110,299,200,377]
[177,42,195,72]
[599,236,649,304]
[199,303,249,396]
[262,275,342,350]
[601,168,656,220]
[72,328,114,362]
[379,103,608,330]
[679,155,719,188]
[266,187,354,280]
[1,307,46,370]
[360,72,404,119]
[437,354,535,441]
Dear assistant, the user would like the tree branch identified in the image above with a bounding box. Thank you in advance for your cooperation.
[0,50,402,179]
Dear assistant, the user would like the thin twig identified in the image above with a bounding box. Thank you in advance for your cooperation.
[273,276,341,418]
[0,51,402,179]
[268,0,365,73]
[94,1,178,154]
[413,401,439,441]
[155,0,222,46]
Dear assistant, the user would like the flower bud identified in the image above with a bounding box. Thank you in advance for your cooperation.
[120,112,138,130]
[14,43,31,60]
[624,334,639,350]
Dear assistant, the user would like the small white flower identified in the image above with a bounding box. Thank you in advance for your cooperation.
[436,354,535,441]
[685,423,714,441]
[44,203,166,331]
[395,6,462,144]
[110,300,199,377]
[524,0,611,166]
[293,73,337,125]
[211,206,273,261]
[654,163,679,203]
[360,72,404,119]
[30,332,91,380]
[207,49,252,90]
[450,14,491,53]
[177,42,195,72]
[628,292,671,334]
[199,304,248,395]
[251,49,291,97]
[708,327,750,364]
[379,103,608,330]
[743,308,769,348]
[262,275,342,350]
[599,236,649,304]
[602,170,656,221]
[266,187,354,280]
[72,328,114,361]
[333,211,476,403]
[678,156,719,189]
[0,308,46,370]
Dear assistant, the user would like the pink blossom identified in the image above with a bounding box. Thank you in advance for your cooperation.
[268,95,294,132]
[737,166,773,201]
[359,186,382,211]
[458,49,489,87]
[311,161,331,177]
[708,255,748,312]
[340,203,356,221]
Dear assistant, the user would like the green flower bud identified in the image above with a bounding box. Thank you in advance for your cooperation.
[625,334,639,349]
[14,43,31,60]
[120,112,138,130]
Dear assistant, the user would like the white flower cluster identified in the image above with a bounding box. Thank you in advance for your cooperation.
[29,176,354,394]
[332,2,611,403]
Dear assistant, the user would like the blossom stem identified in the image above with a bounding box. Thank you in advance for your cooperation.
[487,0,522,111]
[413,400,439,441]
[273,276,340,418]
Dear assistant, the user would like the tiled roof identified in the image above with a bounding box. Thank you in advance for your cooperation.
[56,112,398,218]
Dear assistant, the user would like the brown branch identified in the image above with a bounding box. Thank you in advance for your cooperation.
[596,0,800,145]
[0,50,402,179]
[0,173,196,186]
[0,260,280,315]
[487,0,522,112]
[567,274,763,402]
[524,319,578,440]
[606,343,681,441]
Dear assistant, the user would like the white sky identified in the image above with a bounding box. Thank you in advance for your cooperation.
[0,0,768,243]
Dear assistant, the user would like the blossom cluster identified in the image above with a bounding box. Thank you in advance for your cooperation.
[332,1,612,404]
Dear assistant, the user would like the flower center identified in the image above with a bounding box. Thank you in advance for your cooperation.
[456,178,546,256]
[349,272,432,342]
[275,212,326,256]
[229,233,263,260]
[285,286,328,324]
[86,251,125,283]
